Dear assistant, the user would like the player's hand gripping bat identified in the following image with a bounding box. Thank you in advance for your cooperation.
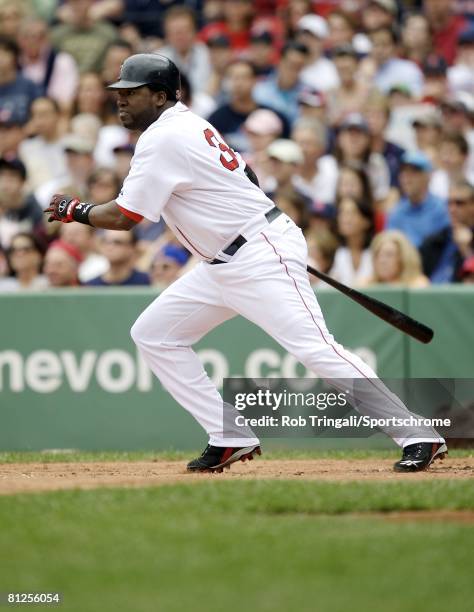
[307,265,434,344]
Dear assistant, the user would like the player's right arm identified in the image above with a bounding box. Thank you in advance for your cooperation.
[44,129,178,230]
[45,195,141,230]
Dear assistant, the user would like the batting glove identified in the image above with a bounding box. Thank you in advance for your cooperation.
[45,194,80,223]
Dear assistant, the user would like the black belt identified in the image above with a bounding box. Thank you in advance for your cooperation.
[209,206,282,265]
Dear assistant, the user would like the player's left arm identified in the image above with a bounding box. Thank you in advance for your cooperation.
[45,195,141,230]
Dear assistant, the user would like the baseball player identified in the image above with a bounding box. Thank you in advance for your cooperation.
[46,54,447,473]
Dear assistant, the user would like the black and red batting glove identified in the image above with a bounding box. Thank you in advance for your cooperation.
[45,194,80,223]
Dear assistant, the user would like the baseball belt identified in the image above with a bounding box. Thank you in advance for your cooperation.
[209,206,282,265]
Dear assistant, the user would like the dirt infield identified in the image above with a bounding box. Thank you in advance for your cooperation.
[1,456,473,496]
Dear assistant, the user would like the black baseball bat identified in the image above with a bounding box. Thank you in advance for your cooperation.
[307,264,434,344]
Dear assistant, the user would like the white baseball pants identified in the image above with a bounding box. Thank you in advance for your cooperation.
[131,213,444,448]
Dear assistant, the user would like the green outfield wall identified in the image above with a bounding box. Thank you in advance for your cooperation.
[0,286,473,451]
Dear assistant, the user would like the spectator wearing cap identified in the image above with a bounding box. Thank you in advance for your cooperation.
[420,180,474,283]
[205,33,233,100]
[387,151,450,248]
[50,0,118,73]
[298,87,327,123]
[401,13,433,66]
[331,196,375,287]
[362,0,398,32]
[17,16,79,114]
[422,54,449,103]
[0,158,43,250]
[424,0,467,66]
[265,138,309,202]
[430,133,470,200]
[335,113,391,205]
[242,108,283,190]
[440,93,474,184]
[386,83,415,110]
[364,92,405,189]
[199,0,255,52]
[363,26,424,98]
[0,36,41,126]
[159,6,212,96]
[18,97,68,192]
[448,25,474,96]
[86,230,150,286]
[253,41,310,124]
[35,134,96,209]
[327,44,369,126]
[291,117,338,204]
[150,243,190,288]
[411,108,443,167]
[44,239,83,287]
[208,60,284,153]
[248,31,275,77]
[0,231,47,292]
[295,15,340,93]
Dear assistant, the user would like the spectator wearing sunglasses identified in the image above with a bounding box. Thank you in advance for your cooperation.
[420,180,474,283]
[86,230,150,286]
[0,231,47,291]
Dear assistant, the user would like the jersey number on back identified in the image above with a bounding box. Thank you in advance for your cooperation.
[204,128,239,171]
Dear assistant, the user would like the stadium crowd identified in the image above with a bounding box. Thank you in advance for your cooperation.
[0,0,473,291]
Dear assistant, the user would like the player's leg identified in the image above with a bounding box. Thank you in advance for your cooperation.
[130,261,259,450]
[221,218,445,454]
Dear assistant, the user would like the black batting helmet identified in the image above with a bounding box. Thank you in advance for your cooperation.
[107,53,181,101]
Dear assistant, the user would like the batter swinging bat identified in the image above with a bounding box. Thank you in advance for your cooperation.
[307,264,434,344]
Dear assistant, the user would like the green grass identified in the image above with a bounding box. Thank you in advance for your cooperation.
[0,448,472,463]
[0,480,473,612]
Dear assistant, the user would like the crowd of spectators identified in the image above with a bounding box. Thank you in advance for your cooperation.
[0,0,473,292]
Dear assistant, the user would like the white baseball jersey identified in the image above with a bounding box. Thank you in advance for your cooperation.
[120,103,443,453]
[116,101,275,259]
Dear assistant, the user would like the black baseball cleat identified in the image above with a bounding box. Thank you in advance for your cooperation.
[187,444,262,473]
[394,442,448,472]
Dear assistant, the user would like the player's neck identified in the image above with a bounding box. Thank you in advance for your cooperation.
[139,101,177,132]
